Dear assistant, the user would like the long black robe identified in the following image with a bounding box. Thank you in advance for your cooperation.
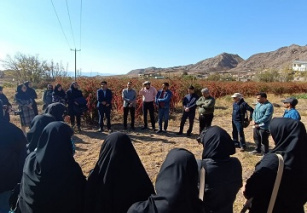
[244,118,307,213]
[0,100,27,193]
[85,132,155,213]
[44,102,67,121]
[0,89,12,121]
[128,148,203,213]
[26,114,56,153]
[18,122,86,213]
[24,81,38,115]
[66,83,83,115]
[200,126,242,213]
[52,84,66,103]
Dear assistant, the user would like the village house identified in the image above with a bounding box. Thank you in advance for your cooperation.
[292,60,307,71]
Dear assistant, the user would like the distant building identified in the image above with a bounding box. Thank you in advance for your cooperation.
[292,60,307,71]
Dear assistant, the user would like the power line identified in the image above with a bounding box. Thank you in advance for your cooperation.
[79,0,83,49]
[65,0,76,48]
[50,0,71,49]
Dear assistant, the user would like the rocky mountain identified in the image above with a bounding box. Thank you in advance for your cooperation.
[127,53,243,75]
[127,44,307,75]
[229,44,307,73]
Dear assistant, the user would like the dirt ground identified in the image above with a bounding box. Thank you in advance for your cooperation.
[4,87,307,212]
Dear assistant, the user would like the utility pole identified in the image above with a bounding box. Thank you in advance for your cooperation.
[71,48,81,81]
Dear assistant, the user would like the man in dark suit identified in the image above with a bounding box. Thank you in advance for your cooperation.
[177,86,199,136]
[97,81,113,132]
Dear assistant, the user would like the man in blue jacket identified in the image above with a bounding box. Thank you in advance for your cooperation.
[231,93,254,151]
[177,86,199,136]
[97,81,113,132]
[251,92,274,155]
[155,82,172,133]
[282,97,301,120]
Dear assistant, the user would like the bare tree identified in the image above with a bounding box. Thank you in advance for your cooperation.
[1,53,49,83]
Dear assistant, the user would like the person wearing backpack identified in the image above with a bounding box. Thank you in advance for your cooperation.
[231,93,254,152]
[243,118,307,213]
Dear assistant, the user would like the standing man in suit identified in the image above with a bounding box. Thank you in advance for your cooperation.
[177,86,199,136]
[139,81,157,131]
[97,81,113,132]
[122,81,137,130]
[155,82,172,133]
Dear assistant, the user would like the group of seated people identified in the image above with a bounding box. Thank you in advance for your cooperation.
[0,98,306,213]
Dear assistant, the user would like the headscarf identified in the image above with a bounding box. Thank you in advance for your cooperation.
[244,118,307,212]
[24,81,37,99]
[53,83,66,98]
[15,84,31,100]
[201,126,236,160]
[18,122,85,213]
[44,102,67,121]
[26,114,56,153]
[85,132,155,213]
[128,148,203,213]
[270,117,307,174]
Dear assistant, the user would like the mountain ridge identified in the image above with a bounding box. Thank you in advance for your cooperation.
[127,44,307,75]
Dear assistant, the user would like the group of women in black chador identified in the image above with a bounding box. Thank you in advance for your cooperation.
[1,90,307,212]
[0,81,85,134]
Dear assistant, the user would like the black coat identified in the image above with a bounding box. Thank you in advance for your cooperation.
[0,93,12,121]
[66,83,83,115]
[128,148,203,213]
[85,132,155,213]
[0,100,27,193]
[26,114,56,153]
[244,118,307,213]
[232,98,253,122]
[18,122,86,213]
[200,126,242,213]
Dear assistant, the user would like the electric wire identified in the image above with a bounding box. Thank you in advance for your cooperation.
[50,0,71,49]
[65,0,76,48]
[79,0,83,50]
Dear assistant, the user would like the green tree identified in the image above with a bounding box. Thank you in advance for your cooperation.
[255,69,280,82]
[207,73,221,81]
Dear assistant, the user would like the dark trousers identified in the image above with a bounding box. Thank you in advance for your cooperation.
[232,120,246,148]
[70,113,81,127]
[158,108,170,131]
[143,102,155,129]
[253,128,270,153]
[32,101,38,116]
[179,111,195,134]
[199,113,213,134]
[124,107,135,128]
[98,107,111,129]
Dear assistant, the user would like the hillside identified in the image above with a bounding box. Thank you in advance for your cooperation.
[230,44,307,73]
[127,53,243,75]
[127,44,307,75]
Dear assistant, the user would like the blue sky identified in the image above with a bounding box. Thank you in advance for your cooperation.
[0,0,307,75]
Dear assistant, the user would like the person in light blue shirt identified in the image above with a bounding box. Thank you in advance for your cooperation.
[282,97,301,121]
[122,82,137,130]
[250,92,274,155]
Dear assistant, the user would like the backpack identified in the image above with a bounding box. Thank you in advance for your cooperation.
[239,103,250,128]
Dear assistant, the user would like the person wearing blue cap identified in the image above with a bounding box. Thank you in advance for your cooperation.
[282,97,301,120]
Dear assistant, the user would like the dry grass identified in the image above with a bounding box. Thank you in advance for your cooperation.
[3,87,307,212]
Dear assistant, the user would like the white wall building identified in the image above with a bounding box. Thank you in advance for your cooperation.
[292,60,307,71]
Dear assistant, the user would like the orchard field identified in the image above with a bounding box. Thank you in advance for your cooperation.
[3,77,307,212]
